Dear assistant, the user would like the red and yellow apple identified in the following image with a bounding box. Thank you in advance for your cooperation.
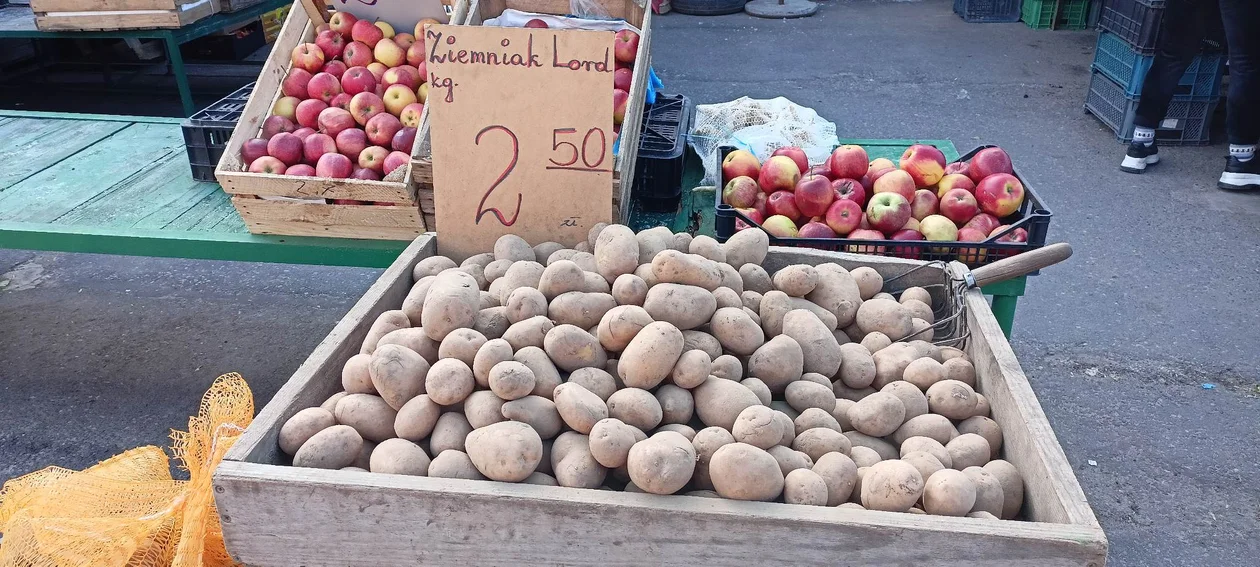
[393,32,416,50]
[383,150,410,176]
[614,67,632,91]
[614,29,639,64]
[722,176,760,209]
[383,84,418,116]
[306,72,342,103]
[722,150,760,182]
[249,156,287,174]
[329,11,357,39]
[358,145,389,172]
[899,144,946,188]
[968,147,1014,183]
[762,215,799,238]
[322,60,347,79]
[295,98,327,129]
[316,152,353,178]
[365,113,403,147]
[889,228,924,259]
[910,189,938,221]
[342,41,373,67]
[525,18,549,28]
[414,18,441,38]
[919,214,958,244]
[392,126,417,152]
[340,66,376,95]
[281,68,313,98]
[315,29,345,61]
[771,147,809,176]
[349,92,385,125]
[873,168,915,202]
[261,115,295,139]
[291,43,325,74]
[351,19,384,48]
[335,127,368,157]
[374,38,406,68]
[847,229,886,254]
[613,89,628,125]
[936,173,976,198]
[382,65,421,90]
[241,138,269,164]
[827,145,868,180]
[303,133,338,164]
[794,174,834,218]
[990,225,1028,243]
[824,198,862,236]
[316,107,355,137]
[272,96,300,121]
[799,222,836,239]
[956,227,988,264]
[266,132,303,166]
[399,102,425,128]
[975,173,1025,217]
[963,213,1000,236]
[866,192,912,234]
[329,92,352,110]
[287,164,316,177]
[758,155,801,194]
[766,190,801,221]
[940,188,980,225]
[734,208,764,232]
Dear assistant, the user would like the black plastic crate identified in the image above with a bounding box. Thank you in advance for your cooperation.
[953,0,1021,23]
[1084,69,1216,145]
[182,82,254,182]
[1098,0,1165,55]
[714,145,1053,267]
[632,93,692,213]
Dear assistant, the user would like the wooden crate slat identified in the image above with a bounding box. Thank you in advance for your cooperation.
[30,0,182,12]
[34,0,215,30]
[230,197,425,240]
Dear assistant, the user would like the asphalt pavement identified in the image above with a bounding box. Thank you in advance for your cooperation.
[2,1,1258,565]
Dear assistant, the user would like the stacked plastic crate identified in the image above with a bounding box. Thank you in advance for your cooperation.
[1085,0,1224,144]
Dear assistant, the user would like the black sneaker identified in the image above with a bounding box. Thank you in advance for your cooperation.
[1218,156,1260,191]
[1120,141,1159,173]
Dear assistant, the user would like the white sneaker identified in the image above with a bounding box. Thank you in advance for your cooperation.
[1218,156,1260,191]
[1120,141,1159,174]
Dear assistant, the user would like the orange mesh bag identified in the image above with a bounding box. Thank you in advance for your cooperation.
[0,373,254,567]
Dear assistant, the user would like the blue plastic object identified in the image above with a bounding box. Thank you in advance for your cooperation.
[953,0,1021,23]
[1092,31,1224,98]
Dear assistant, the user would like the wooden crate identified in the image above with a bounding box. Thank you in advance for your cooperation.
[408,0,653,231]
[214,240,1108,566]
[32,0,218,31]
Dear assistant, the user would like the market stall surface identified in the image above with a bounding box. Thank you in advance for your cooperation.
[2,1,1259,566]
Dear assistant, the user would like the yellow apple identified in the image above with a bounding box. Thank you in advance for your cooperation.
[383,84,418,116]
[416,82,429,103]
[374,21,395,39]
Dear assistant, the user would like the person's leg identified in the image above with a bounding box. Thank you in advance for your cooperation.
[1217,0,1260,190]
[1123,0,1206,173]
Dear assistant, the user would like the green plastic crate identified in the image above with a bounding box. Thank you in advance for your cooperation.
[1022,0,1090,29]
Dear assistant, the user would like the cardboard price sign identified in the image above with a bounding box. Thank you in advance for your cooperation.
[426,24,616,260]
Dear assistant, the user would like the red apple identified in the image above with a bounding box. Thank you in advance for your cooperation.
[351,167,382,181]
[399,103,425,128]
[317,107,355,137]
[341,66,377,96]
[827,145,868,180]
[281,68,313,98]
[945,160,970,176]
[722,176,760,209]
[383,65,421,90]
[863,166,896,193]
[315,29,345,61]
[303,133,338,164]
[940,188,980,225]
[771,147,809,177]
[824,198,862,236]
[322,60,347,80]
[866,192,912,234]
[407,42,428,70]
[936,173,976,198]
[291,43,325,74]
[525,18,549,28]
[329,93,352,110]
[383,84,418,116]
[249,155,287,174]
[859,214,871,230]
[956,227,988,264]
[335,127,369,157]
[329,11,358,39]
[752,192,768,218]
[799,221,836,239]
[365,112,403,146]
[910,189,939,221]
[794,174,833,218]
[734,208,764,232]
[261,115,295,139]
[990,225,1029,243]
[316,152,354,178]
[383,150,410,176]
[292,127,316,141]
[613,89,629,125]
[613,67,633,91]
[847,229,886,254]
[873,168,915,202]
[241,138,269,164]
[392,126,417,152]
[831,178,866,208]
[374,38,407,68]
[342,41,374,68]
[964,213,1000,236]
[722,150,760,182]
[974,173,1025,217]
[899,144,947,188]
[393,32,416,50]
[295,99,328,129]
[287,164,316,177]
[762,215,799,238]
[359,145,389,172]
[766,190,802,221]
[807,164,833,180]
[758,155,801,194]
[889,228,925,259]
[349,92,385,126]
[614,29,639,64]
[266,132,303,166]
[351,19,384,48]
[306,72,342,103]
[968,147,1014,183]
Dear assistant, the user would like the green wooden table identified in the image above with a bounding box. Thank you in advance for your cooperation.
[0,0,290,116]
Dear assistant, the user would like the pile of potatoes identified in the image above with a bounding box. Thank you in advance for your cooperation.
[278,223,1024,519]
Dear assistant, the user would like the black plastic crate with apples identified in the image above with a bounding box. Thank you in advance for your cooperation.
[713,145,1053,267]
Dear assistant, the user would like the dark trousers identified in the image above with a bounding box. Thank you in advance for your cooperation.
[1134,0,1260,145]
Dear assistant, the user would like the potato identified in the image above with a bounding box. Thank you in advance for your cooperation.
[587,222,608,249]
[784,468,829,505]
[369,438,431,476]
[901,299,934,325]
[656,424,696,440]
[844,431,899,461]
[551,431,589,469]
[860,331,892,354]
[543,324,607,372]
[605,388,663,431]
[636,226,673,264]
[503,315,554,351]
[831,399,855,430]
[505,286,548,324]
[962,466,1004,517]
[473,307,510,340]
[903,357,946,391]
[457,391,504,430]
[693,376,763,430]
[983,460,1024,519]
[687,234,725,262]
[654,384,694,425]
[367,344,428,410]
[900,436,953,468]
[430,412,473,455]
[781,309,842,377]
[855,298,914,341]
[906,318,934,342]
[493,234,534,261]
[784,380,836,414]
[722,227,769,268]
[351,441,374,470]
[394,394,442,441]
[742,378,772,405]
[434,328,485,368]
[671,232,694,253]
[422,274,480,341]
[893,413,958,446]
[341,466,367,472]
[967,511,998,520]
[735,266,770,297]
[617,321,685,389]
[719,262,745,294]
[478,290,498,309]
[793,407,842,436]
[606,273,648,307]
[710,354,743,381]
[484,360,533,401]
[872,292,894,301]
[669,349,712,389]
[583,271,611,294]
[899,286,932,306]
[650,249,722,290]
[484,259,514,282]
[502,395,562,439]
[588,418,637,468]
[847,391,906,438]
[740,290,763,313]
[766,445,812,475]
[423,358,474,406]
[973,393,991,418]
[922,469,976,517]
[849,266,883,300]
[937,346,966,361]
[901,451,946,484]
[958,416,1003,459]
[460,252,494,271]
[709,443,783,501]
[549,292,617,330]
[643,283,718,330]
[806,264,862,328]
[732,405,781,449]
[334,394,398,442]
[861,459,924,512]
[947,433,992,470]
[849,446,882,468]
[838,503,866,510]
[513,348,560,399]
[628,432,697,494]
[413,256,457,280]
[465,421,543,482]
[567,367,617,401]
[943,357,977,387]
[361,310,412,354]
[428,449,486,480]
[633,263,659,287]
[881,381,929,421]
[769,265,815,297]
[516,472,555,486]
[690,426,735,490]
[320,391,348,414]
[472,338,513,388]
[789,297,838,330]
[834,343,875,389]
[792,428,851,461]
[594,224,639,283]
[553,382,608,434]
[342,353,375,394]
[703,288,738,312]
[279,408,336,456]
[591,307,649,355]
[872,343,917,389]
[833,383,877,403]
[554,442,607,489]
[747,335,804,393]
[926,379,978,419]
[497,261,545,304]
[709,307,765,357]
[292,425,362,469]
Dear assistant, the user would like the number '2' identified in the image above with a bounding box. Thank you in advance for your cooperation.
[474,125,522,226]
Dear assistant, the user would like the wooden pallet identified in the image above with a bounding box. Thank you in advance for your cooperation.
[409,0,653,230]
[31,0,218,30]
[214,240,1107,566]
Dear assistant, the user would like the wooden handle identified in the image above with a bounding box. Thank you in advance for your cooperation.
[969,242,1072,288]
[299,0,330,25]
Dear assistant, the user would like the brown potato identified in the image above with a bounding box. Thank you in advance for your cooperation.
[793,407,842,436]
[427,450,486,480]
[732,405,781,449]
[833,382,877,403]
[369,438,431,476]
[334,393,398,443]
[899,286,932,306]
[855,298,914,341]
[627,433,697,494]
[785,380,837,414]
[901,299,934,325]
[860,331,892,354]
[711,354,743,381]
[368,344,428,410]
[812,451,859,505]
[462,390,507,429]
[903,357,946,391]
[494,234,534,261]
[691,426,736,490]
[836,343,876,389]
[656,424,696,440]
[688,234,725,263]
[505,286,548,324]
[594,224,639,283]
[377,328,441,364]
[923,469,977,516]
[462,252,494,271]
[974,393,991,418]
[532,241,565,264]
[596,304,653,353]
[792,428,851,461]
[429,411,473,455]
[478,290,498,309]
[901,451,946,483]
[757,290,794,337]
[587,222,609,249]
[512,346,562,399]
[709,307,765,357]
[742,378,772,405]
[496,261,545,305]
[713,286,742,309]
[784,468,829,505]
[589,418,637,468]
[554,442,607,489]
[710,443,784,501]
[644,283,718,330]
[722,227,769,268]
[880,381,929,421]
[741,290,764,312]
[872,342,918,389]
[958,416,1003,459]
[847,392,906,437]
[425,358,475,406]
[413,256,457,280]
[747,335,804,393]
[422,273,480,341]
[849,266,883,300]
[342,353,375,394]
[773,265,819,297]
[320,391,348,414]
[739,264,773,294]
[849,446,882,468]
[670,349,712,389]
[716,262,744,294]
[654,384,694,425]
[279,408,336,456]
[927,379,978,419]
[943,357,977,387]
[607,388,663,431]
[502,395,563,439]
[552,382,609,434]
[502,315,554,351]
[484,259,514,282]
[831,398,855,430]
[651,249,723,290]
[671,232,694,253]
[465,421,543,482]
[983,459,1024,519]
[947,433,992,470]
[618,321,685,389]
[782,309,842,376]
[567,367,618,401]
[962,466,1004,517]
[893,413,959,446]
[693,375,763,430]
[611,274,649,306]
[538,260,586,300]
[394,394,442,441]
[549,291,617,330]
[543,324,608,373]
[361,310,411,354]
[636,226,673,264]
[474,307,510,340]
[900,436,953,468]
[861,459,924,512]
[844,431,899,461]
[472,338,513,388]
[906,318,934,342]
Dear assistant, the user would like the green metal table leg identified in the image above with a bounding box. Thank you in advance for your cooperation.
[164,32,195,116]
[989,294,1018,338]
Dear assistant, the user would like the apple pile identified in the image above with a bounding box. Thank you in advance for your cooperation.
[721,145,1029,262]
[516,17,639,133]
[241,12,443,188]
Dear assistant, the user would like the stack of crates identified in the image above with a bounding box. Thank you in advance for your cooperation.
[1021,0,1090,30]
[182,82,254,182]
[1085,0,1224,144]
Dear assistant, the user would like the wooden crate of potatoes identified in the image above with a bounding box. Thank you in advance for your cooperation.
[32,0,218,31]
[409,0,653,230]
[214,227,1106,566]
